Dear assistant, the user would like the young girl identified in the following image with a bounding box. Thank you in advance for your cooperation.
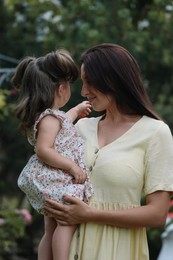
[12,49,93,260]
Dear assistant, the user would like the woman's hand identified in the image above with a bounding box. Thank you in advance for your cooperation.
[44,195,90,225]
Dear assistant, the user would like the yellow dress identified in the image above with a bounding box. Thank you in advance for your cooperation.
[69,115,173,260]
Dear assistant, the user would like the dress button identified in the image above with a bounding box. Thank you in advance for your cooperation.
[89,166,93,171]
[95,148,99,154]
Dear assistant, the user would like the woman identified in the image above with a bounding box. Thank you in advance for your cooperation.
[44,43,173,260]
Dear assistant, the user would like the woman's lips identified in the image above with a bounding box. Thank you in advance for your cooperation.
[87,97,95,103]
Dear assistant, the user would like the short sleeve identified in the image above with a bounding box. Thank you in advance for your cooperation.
[144,122,173,196]
[33,109,66,141]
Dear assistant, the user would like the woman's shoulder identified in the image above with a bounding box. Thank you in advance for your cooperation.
[142,116,172,140]
[75,116,101,137]
[76,116,101,127]
[142,116,171,130]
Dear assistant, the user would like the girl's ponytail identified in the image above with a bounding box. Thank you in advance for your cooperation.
[12,57,35,90]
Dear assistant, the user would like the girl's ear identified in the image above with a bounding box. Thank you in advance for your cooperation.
[56,84,65,97]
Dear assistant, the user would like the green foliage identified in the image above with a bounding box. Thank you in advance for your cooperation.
[0,89,14,120]
[0,209,26,257]
[1,0,173,127]
[155,94,173,125]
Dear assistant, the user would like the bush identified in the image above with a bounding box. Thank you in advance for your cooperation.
[0,208,33,259]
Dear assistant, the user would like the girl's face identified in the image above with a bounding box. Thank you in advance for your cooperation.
[80,64,113,112]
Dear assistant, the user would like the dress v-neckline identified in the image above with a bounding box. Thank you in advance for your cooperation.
[94,115,145,150]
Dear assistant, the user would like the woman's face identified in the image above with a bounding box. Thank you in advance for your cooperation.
[80,64,113,112]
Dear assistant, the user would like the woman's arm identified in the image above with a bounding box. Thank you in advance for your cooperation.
[44,191,171,228]
[35,115,86,184]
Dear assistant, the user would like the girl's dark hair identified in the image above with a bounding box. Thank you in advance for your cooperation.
[80,43,160,120]
[12,49,79,135]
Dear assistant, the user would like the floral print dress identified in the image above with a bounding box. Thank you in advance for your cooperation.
[18,109,94,214]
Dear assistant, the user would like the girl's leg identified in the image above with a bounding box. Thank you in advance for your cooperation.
[52,224,77,260]
[38,215,57,260]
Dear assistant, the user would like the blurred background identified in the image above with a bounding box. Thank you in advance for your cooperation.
[0,0,173,259]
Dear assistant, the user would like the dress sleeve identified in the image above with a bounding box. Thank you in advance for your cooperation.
[144,122,173,196]
[33,109,65,141]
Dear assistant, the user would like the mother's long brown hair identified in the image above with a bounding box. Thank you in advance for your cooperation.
[80,43,160,120]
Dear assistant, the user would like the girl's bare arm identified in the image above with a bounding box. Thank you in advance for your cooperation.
[66,101,91,123]
[35,115,86,183]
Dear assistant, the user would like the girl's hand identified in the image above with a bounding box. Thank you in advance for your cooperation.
[68,163,87,184]
[66,101,91,123]
[44,195,90,225]
[76,101,91,119]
